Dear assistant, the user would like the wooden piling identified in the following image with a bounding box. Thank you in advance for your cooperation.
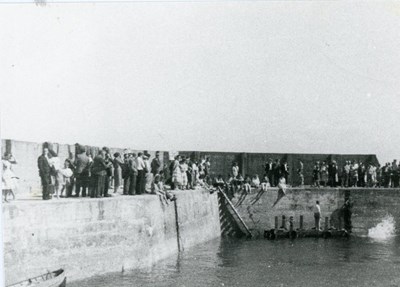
[275,216,278,229]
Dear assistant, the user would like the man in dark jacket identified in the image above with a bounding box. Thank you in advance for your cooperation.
[151,151,161,176]
[74,145,90,197]
[280,161,289,184]
[273,159,280,187]
[38,147,52,200]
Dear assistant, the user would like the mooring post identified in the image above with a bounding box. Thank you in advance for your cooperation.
[275,216,278,229]
[299,215,304,230]
[325,217,329,231]
[281,215,286,230]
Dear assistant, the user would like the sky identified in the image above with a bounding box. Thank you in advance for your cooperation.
[0,1,400,163]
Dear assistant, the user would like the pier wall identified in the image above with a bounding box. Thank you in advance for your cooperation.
[235,188,344,233]
[2,189,221,285]
[349,188,400,235]
[235,187,400,236]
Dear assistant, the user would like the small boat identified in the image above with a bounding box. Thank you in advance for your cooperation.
[7,269,66,287]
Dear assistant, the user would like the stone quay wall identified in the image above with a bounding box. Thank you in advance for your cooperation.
[234,187,400,236]
[3,189,221,286]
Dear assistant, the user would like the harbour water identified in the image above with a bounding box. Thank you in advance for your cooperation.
[70,221,400,287]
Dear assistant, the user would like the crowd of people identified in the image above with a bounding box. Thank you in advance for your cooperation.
[2,147,400,203]
[34,145,217,203]
[35,146,202,202]
[312,160,399,188]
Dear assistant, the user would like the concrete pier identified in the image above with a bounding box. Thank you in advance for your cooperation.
[235,187,400,236]
[3,189,221,286]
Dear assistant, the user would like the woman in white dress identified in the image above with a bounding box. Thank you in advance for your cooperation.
[48,150,62,199]
[172,156,182,190]
[2,153,18,202]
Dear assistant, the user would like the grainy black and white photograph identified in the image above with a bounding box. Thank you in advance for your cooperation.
[1,0,400,286]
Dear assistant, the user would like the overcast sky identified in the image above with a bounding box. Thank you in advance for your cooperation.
[1,1,400,162]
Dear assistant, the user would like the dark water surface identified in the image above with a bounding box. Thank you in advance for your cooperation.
[70,236,400,287]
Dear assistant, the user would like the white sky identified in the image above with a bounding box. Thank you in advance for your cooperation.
[1,1,400,163]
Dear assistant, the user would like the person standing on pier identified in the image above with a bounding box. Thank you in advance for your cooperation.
[103,147,113,197]
[2,152,18,202]
[273,159,281,187]
[297,160,304,187]
[342,161,350,188]
[313,200,321,230]
[328,160,338,187]
[127,153,138,195]
[122,153,130,195]
[38,147,52,200]
[144,152,153,193]
[280,161,289,184]
[171,155,182,190]
[136,152,146,194]
[191,160,198,188]
[74,145,90,197]
[391,160,399,188]
[90,149,110,198]
[48,150,62,199]
[312,162,320,188]
[320,161,328,187]
[180,157,189,190]
[113,152,124,193]
[151,151,162,176]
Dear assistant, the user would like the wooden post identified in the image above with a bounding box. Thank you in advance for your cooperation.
[299,215,304,230]
[281,215,286,230]
[275,216,279,229]
[325,217,329,231]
